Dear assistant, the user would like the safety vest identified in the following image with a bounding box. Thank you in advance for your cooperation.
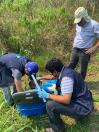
[0,53,30,75]
[0,53,30,87]
[56,67,93,116]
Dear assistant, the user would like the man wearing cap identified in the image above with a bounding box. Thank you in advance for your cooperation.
[68,7,99,79]
[0,52,39,105]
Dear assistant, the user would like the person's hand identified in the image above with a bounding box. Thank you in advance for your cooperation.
[37,89,50,99]
[42,84,56,93]
[48,84,56,93]
[85,45,97,54]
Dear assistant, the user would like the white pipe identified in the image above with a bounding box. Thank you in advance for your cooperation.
[31,74,46,102]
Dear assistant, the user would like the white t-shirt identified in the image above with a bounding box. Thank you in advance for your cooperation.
[60,76,73,95]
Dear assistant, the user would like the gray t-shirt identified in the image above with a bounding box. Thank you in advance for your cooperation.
[11,68,22,80]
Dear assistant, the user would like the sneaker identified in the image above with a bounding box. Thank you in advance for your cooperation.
[45,128,55,132]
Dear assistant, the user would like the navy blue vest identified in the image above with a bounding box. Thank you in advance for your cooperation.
[0,53,30,76]
[0,53,30,87]
[56,67,93,116]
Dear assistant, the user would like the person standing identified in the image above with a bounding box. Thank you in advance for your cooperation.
[68,7,99,79]
[0,52,39,105]
[37,58,93,132]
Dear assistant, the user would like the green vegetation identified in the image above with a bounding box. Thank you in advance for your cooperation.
[0,73,99,132]
[0,0,73,59]
[0,0,99,131]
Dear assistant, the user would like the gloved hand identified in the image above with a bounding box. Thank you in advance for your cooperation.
[48,84,56,93]
[37,89,50,99]
[42,83,56,94]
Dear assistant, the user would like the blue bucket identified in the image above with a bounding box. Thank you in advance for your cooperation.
[42,79,57,93]
[16,102,46,117]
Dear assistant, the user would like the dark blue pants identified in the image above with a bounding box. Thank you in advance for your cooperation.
[0,64,16,105]
[68,48,90,79]
[2,84,17,105]
[46,100,84,132]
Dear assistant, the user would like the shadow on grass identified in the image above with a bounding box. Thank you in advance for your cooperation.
[87,81,99,90]
[66,113,99,132]
[67,80,99,132]
[86,81,99,98]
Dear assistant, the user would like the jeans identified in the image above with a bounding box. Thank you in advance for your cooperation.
[46,100,83,132]
[2,85,17,105]
[68,48,90,79]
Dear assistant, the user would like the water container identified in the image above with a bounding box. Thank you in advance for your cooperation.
[16,102,46,116]
[42,79,57,93]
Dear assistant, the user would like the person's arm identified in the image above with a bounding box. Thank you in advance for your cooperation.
[38,89,72,104]
[85,41,99,54]
[85,21,99,54]
[38,76,73,104]
[11,68,23,92]
[40,74,55,80]
[14,79,23,92]
[49,94,72,104]
[49,76,73,104]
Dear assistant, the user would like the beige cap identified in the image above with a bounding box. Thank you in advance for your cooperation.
[74,7,91,24]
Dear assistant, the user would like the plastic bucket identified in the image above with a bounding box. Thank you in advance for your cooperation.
[16,102,46,116]
[41,79,57,93]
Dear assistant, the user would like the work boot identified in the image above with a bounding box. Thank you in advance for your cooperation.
[45,128,55,132]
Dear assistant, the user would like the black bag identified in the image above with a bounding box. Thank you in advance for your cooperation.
[12,90,43,105]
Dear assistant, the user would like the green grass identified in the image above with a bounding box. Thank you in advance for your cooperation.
[0,61,99,132]
[0,95,99,132]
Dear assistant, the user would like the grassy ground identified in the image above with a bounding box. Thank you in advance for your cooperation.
[0,56,99,132]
